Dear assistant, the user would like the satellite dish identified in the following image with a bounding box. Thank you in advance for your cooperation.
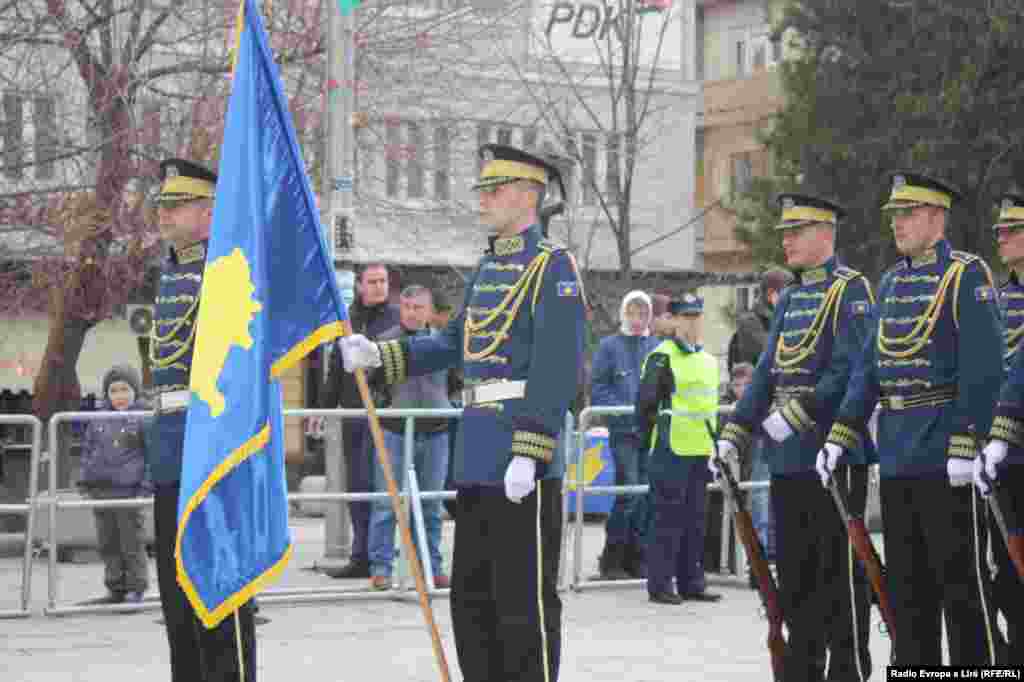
[129,306,154,335]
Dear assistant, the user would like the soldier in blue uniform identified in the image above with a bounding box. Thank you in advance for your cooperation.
[148,159,256,682]
[635,294,722,605]
[821,172,1002,665]
[974,192,1024,663]
[716,194,875,680]
[338,144,585,682]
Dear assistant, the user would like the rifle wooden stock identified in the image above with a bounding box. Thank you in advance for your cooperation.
[706,422,785,681]
[828,476,896,641]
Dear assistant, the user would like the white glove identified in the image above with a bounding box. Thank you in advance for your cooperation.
[975,439,1009,495]
[815,443,844,487]
[762,411,795,443]
[709,440,738,476]
[947,458,974,488]
[339,335,381,372]
[504,456,537,503]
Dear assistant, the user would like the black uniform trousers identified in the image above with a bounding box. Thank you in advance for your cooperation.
[773,466,872,682]
[154,482,257,682]
[991,464,1024,664]
[450,480,562,682]
[880,478,998,665]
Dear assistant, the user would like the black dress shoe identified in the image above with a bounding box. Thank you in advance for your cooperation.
[648,591,684,605]
[323,561,370,579]
[682,590,722,602]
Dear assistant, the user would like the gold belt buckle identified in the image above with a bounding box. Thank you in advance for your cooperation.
[889,395,904,410]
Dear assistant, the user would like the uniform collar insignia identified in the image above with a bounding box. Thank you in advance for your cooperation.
[910,246,938,268]
[176,242,207,265]
[491,235,525,257]
[801,266,827,285]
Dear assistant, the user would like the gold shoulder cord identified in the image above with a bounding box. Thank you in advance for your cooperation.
[877,262,963,359]
[774,279,847,368]
[464,252,551,362]
[149,297,201,369]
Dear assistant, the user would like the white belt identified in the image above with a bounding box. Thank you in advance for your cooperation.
[462,380,526,406]
[155,390,190,413]
[658,409,717,419]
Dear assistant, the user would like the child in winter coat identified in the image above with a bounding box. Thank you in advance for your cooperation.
[78,364,152,603]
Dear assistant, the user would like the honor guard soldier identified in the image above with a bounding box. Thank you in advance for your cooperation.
[338,144,586,682]
[820,172,1002,665]
[148,159,257,682]
[636,294,722,605]
[715,194,875,680]
[975,192,1024,663]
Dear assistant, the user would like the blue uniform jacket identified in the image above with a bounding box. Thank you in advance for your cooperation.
[829,240,1003,479]
[147,241,206,485]
[376,225,585,486]
[987,270,1024,465]
[590,333,661,435]
[721,257,877,476]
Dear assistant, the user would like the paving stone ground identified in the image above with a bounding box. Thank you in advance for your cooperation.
[2,513,903,682]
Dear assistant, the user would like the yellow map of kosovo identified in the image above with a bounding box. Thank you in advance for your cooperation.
[189,248,263,418]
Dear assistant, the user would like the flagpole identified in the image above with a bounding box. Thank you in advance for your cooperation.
[343,320,452,682]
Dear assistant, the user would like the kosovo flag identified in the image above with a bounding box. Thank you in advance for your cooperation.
[176,0,348,628]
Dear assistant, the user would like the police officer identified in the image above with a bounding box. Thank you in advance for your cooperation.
[636,294,722,605]
[149,158,257,682]
[974,192,1024,663]
[716,194,874,680]
[821,172,1002,665]
[338,144,585,682]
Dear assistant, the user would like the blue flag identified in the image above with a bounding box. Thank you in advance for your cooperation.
[176,0,348,628]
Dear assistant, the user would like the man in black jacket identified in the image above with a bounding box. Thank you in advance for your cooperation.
[728,268,794,374]
[322,263,400,579]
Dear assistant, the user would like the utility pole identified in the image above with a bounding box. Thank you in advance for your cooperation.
[321,0,357,561]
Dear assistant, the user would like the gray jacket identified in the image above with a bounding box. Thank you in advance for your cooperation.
[377,325,455,434]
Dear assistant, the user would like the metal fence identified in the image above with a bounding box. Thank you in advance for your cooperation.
[0,414,42,619]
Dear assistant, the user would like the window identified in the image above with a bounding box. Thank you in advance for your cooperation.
[434,124,450,201]
[522,127,537,150]
[407,121,423,198]
[736,285,758,312]
[731,152,753,195]
[476,123,490,172]
[33,97,57,180]
[385,119,400,198]
[606,133,620,200]
[3,93,24,180]
[581,133,596,206]
[736,40,748,78]
[497,127,512,146]
[334,215,353,252]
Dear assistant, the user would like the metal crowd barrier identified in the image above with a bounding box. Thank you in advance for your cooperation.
[38,408,577,617]
[570,404,770,592]
[0,414,43,619]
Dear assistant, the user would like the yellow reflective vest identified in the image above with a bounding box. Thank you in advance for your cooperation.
[644,339,719,456]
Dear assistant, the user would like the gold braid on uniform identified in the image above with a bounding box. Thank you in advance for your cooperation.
[1006,325,1024,363]
[877,263,963,359]
[719,421,753,459]
[511,430,556,463]
[826,422,862,452]
[774,278,847,369]
[464,252,551,362]
[378,339,408,385]
[149,297,201,369]
[991,414,1024,449]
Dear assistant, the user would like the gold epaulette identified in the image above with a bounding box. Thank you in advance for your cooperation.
[834,266,861,282]
[950,250,980,265]
[774,275,848,368]
[538,238,566,253]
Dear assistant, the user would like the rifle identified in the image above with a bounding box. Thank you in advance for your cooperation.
[971,429,1024,581]
[706,421,786,681]
[826,472,897,641]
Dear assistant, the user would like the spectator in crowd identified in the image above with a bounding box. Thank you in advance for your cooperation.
[78,364,152,604]
[321,263,400,579]
[591,290,660,580]
[651,293,673,338]
[367,285,455,590]
[727,269,793,374]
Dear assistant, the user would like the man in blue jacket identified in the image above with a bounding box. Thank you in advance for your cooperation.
[591,290,660,579]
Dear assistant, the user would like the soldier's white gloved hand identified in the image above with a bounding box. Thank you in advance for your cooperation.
[816,443,844,488]
[504,456,537,503]
[983,439,1009,481]
[709,440,738,476]
[762,411,794,443]
[947,458,974,487]
[339,335,381,372]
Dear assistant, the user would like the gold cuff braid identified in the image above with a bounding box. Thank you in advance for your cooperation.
[991,415,1024,449]
[720,421,752,456]
[780,398,816,434]
[826,422,862,452]
[511,430,556,463]
[378,340,407,385]
[947,434,976,460]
